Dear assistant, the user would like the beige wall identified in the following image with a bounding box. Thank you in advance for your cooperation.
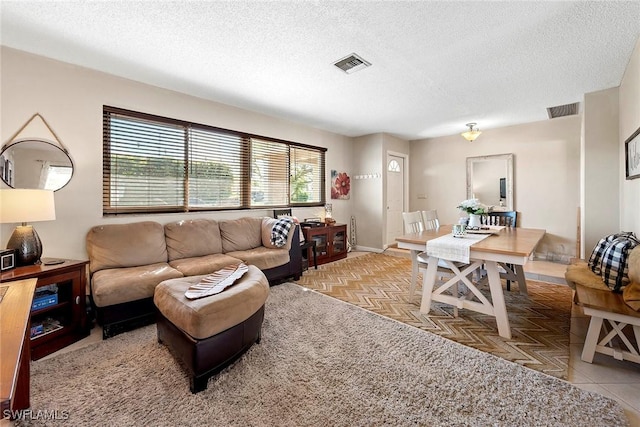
[582,87,620,256]
[351,134,383,250]
[2,36,637,261]
[410,116,581,260]
[349,133,410,251]
[620,37,640,235]
[0,47,353,260]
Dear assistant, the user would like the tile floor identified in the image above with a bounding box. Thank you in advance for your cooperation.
[44,252,640,426]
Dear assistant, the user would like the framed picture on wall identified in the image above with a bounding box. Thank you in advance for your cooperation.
[626,126,640,180]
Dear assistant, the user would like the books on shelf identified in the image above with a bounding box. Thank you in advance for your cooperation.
[30,317,63,339]
[31,284,59,311]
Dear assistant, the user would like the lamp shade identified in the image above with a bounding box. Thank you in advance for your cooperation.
[0,189,56,223]
[461,130,481,142]
[461,123,482,142]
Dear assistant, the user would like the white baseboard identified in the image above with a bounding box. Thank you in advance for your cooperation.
[354,246,384,253]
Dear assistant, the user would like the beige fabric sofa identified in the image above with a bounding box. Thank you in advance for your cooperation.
[86,216,301,338]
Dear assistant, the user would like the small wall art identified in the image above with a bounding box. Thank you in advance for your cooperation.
[625,125,640,180]
[331,170,351,200]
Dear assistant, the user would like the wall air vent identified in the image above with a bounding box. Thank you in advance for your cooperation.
[333,53,371,74]
[546,102,580,119]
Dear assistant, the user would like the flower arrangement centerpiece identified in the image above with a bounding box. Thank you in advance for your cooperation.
[457,198,487,215]
[457,198,487,228]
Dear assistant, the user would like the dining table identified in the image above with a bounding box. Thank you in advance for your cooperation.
[395,225,546,339]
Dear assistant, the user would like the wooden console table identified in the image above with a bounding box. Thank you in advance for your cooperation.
[1,259,90,360]
[1,278,37,419]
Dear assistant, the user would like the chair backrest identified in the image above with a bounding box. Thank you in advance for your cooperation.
[402,211,424,233]
[421,210,440,230]
[482,211,517,227]
[273,209,292,219]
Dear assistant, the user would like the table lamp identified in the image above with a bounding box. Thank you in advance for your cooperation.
[0,189,56,265]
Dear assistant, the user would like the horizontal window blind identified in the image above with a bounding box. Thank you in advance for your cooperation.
[290,146,325,205]
[103,110,186,214]
[189,126,245,209]
[103,106,326,215]
[251,138,289,207]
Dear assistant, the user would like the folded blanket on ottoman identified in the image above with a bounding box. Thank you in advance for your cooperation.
[185,263,249,299]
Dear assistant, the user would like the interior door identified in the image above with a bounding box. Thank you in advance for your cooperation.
[386,154,405,247]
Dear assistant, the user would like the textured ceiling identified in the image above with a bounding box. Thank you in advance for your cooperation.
[1,1,639,140]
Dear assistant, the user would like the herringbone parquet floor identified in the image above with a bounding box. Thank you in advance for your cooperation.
[295,252,572,379]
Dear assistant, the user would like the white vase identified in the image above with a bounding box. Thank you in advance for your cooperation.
[468,213,481,228]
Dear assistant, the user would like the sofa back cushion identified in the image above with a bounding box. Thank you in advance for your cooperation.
[219,217,263,252]
[86,221,168,274]
[164,219,223,261]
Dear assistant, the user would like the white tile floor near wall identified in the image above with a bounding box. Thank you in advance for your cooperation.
[520,259,640,426]
[44,254,640,426]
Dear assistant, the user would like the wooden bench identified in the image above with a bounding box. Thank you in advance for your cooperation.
[565,245,640,365]
[575,284,640,364]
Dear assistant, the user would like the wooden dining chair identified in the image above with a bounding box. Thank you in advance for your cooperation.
[273,208,292,219]
[481,211,517,227]
[403,211,466,314]
[421,209,440,230]
[402,211,424,233]
[481,211,525,292]
[273,209,317,270]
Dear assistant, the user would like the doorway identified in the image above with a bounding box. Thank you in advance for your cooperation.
[385,152,407,248]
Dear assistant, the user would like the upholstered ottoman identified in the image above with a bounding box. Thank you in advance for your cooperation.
[154,265,269,393]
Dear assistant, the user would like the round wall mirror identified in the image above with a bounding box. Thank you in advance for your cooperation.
[0,138,74,191]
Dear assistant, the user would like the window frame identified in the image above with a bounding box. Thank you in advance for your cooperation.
[103,106,326,215]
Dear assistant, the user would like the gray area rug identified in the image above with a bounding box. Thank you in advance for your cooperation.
[21,283,627,426]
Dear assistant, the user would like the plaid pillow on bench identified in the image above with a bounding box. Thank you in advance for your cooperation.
[589,232,639,292]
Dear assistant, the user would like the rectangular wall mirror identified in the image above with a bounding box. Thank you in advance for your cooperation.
[466,153,514,211]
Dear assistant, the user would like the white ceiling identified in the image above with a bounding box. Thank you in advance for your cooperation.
[1,1,639,140]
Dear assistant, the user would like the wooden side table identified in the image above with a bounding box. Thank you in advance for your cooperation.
[300,240,317,270]
[0,259,90,360]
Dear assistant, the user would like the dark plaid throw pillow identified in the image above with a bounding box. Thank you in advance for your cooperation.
[589,232,639,292]
[271,217,294,248]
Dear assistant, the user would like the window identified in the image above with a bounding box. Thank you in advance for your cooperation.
[290,146,323,203]
[103,106,326,214]
[40,164,73,190]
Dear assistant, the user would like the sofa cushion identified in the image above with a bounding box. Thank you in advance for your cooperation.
[169,253,242,277]
[154,265,269,340]
[86,221,168,274]
[164,219,223,261]
[225,246,290,271]
[219,217,263,252]
[91,263,183,307]
[261,217,296,250]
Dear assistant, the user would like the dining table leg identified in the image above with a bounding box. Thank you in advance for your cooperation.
[514,265,528,296]
[485,260,512,339]
[419,255,440,314]
[408,249,419,298]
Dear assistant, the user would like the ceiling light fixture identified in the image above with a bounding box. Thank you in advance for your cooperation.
[461,123,481,142]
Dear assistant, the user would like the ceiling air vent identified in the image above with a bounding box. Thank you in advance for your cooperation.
[546,102,580,119]
[333,53,371,74]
